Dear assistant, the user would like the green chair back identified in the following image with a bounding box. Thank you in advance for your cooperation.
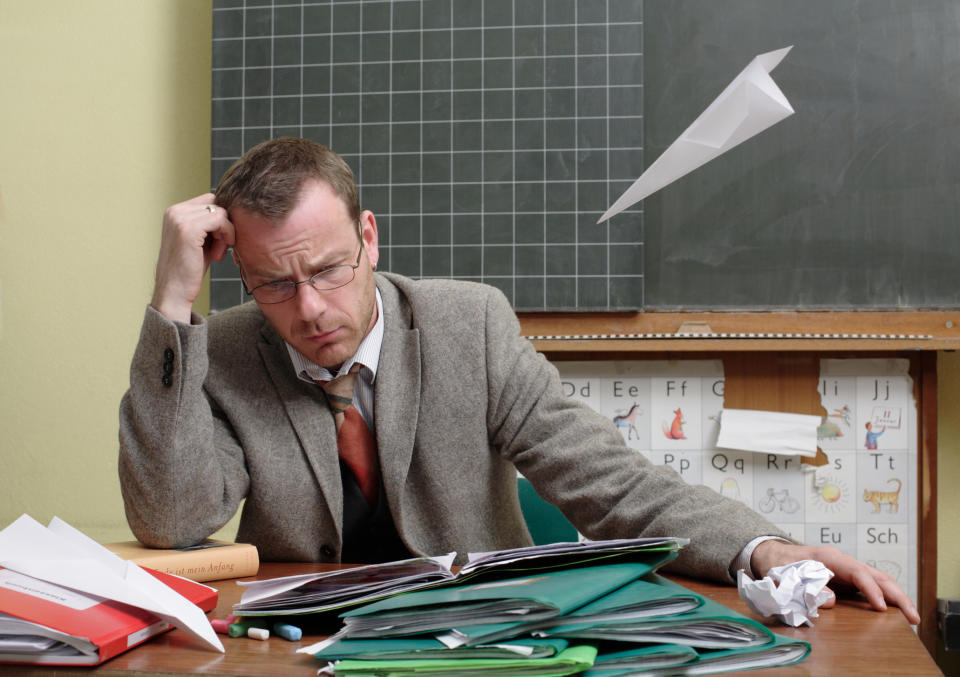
[517,477,579,545]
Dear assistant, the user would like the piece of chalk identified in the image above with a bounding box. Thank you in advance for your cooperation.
[211,618,231,634]
[227,618,267,638]
[247,627,270,640]
[272,622,302,641]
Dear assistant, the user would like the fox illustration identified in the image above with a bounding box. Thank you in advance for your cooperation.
[662,408,686,440]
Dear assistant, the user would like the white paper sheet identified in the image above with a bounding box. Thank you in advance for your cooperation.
[598,46,794,223]
[716,408,820,457]
[0,515,223,652]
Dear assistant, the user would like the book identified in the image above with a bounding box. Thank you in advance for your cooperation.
[340,562,662,646]
[237,537,685,618]
[104,539,259,582]
[0,566,217,666]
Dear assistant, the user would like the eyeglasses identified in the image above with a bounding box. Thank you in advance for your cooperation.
[237,240,364,304]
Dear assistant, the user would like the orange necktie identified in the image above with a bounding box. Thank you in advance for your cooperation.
[319,364,379,504]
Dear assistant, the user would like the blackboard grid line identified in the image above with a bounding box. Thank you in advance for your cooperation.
[479,0,486,292]
[540,4,547,309]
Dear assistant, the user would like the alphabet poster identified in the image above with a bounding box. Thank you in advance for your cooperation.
[554,358,918,606]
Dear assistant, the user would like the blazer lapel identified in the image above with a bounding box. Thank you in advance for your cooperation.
[374,277,421,529]
[256,322,344,539]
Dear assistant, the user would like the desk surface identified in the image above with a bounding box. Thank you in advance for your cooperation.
[14,563,941,676]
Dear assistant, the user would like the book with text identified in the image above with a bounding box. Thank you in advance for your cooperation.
[104,539,259,582]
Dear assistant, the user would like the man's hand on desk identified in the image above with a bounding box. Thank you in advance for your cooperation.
[751,540,921,625]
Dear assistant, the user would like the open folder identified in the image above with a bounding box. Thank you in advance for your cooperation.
[239,537,686,617]
[339,562,663,644]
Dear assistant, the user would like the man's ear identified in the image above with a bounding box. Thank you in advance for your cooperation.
[359,210,379,269]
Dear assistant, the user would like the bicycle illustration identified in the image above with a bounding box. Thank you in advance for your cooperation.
[758,488,801,514]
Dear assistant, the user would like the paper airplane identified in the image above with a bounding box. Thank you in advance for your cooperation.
[598,46,794,223]
[0,514,223,652]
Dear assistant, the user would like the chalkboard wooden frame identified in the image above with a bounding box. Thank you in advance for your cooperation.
[519,310,960,351]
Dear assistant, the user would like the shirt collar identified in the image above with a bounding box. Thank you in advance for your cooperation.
[286,288,383,384]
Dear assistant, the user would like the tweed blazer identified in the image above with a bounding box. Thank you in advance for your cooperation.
[119,273,785,581]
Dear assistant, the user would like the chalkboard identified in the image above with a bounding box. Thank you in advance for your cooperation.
[642,0,960,309]
[208,0,646,312]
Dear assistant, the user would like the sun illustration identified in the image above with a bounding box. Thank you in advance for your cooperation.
[820,483,842,503]
[809,474,850,514]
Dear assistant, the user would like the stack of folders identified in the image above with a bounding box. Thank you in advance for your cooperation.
[265,538,810,676]
[235,537,686,618]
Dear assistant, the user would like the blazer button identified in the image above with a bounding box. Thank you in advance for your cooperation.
[161,375,173,388]
[163,361,174,376]
[320,544,336,559]
[163,348,174,362]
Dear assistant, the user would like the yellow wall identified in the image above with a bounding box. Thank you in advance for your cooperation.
[0,0,957,604]
[938,352,960,596]
[0,0,216,541]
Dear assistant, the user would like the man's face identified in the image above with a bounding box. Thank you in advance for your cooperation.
[232,179,379,369]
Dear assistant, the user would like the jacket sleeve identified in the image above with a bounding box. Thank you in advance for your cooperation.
[118,305,249,548]
[480,288,789,583]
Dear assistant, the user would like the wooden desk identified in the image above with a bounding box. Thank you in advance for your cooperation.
[13,563,941,676]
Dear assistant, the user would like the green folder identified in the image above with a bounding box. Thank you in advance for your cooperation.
[312,637,569,661]
[585,643,700,673]
[446,575,703,647]
[583,633,811,676]
[340,563,657,641]
[535,578,704,628]
[541,576,774,649]
[327,644,597,677]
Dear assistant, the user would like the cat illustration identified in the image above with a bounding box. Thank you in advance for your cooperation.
[662,408,686,440]
[863,478,901,513]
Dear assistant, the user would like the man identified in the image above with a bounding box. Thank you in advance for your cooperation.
[119,138,917,623]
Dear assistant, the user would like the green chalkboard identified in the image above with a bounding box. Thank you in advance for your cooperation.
[642,0,960,309]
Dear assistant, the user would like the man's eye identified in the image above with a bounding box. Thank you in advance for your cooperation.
[265,281,293,290]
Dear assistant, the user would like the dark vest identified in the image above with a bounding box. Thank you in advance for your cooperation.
[339,459,410,563]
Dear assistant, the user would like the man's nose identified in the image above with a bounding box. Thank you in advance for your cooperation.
[293,281,327,319]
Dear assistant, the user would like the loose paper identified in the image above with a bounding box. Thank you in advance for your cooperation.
[738,560,833,627]
[717,408,821,457]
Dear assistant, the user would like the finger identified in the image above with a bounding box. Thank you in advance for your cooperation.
[197,203,235,248]
[184,192,217,206]
[876,577,921,624]
[819,586,836,609]
[206,234,229,262]
[850,568,888,613]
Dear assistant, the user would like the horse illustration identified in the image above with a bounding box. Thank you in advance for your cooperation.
[612,403,642,441]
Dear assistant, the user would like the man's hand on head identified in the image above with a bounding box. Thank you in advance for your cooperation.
[151,193,236,323]
[750,539,920,625]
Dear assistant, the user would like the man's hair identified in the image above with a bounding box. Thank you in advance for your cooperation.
[214,137,360,222]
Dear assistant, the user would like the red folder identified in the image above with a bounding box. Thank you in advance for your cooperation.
[0,566,217,666]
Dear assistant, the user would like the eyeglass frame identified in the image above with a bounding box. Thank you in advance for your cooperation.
[234,226,365,304]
